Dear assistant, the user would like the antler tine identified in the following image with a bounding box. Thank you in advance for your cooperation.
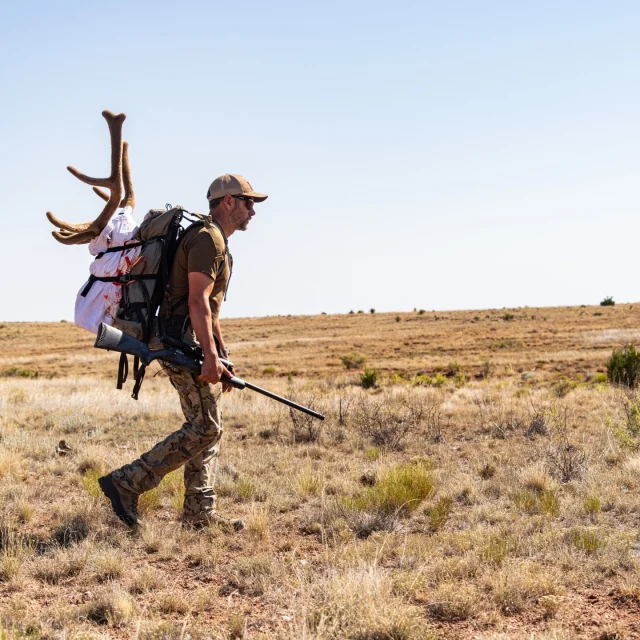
[93,187,109,202]
[52,229,99,245]
[119,141,135,209]
[46,211,92,233]
[66,111,126,188]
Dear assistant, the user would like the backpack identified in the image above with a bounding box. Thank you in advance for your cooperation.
[79,205,227,399]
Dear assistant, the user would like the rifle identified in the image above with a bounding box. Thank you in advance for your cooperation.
[94,323,325,420]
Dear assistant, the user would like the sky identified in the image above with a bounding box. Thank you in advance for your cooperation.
[1,1,639,321]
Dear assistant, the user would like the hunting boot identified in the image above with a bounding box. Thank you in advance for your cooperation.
[184,512,245,533]
[98,473,139,527]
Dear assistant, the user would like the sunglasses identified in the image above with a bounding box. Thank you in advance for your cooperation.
[233,195,255,209]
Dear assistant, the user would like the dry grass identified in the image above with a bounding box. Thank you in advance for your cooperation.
[2,307,640,638]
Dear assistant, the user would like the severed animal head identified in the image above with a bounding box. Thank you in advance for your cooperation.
[46,110,135,245]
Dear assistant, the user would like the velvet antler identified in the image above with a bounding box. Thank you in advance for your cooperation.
[46,110,131,245]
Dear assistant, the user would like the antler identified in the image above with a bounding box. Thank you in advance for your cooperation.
[46,110,130,245]
[92,141,135,209]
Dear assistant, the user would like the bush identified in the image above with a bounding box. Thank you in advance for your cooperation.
[0,367,38,379]
[288,393,324,443]
[340,353,366,370]
[343,461,435,518]
[607,345,640,388]
[370,308,375,314]
[352,396,421,449]
[503,313,515,321]
[360,369,378,389]
[600,296,615,306]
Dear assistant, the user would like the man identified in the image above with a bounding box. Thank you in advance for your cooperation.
[98,174,268,530]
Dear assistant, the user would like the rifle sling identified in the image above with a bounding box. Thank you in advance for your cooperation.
[117,353,128,390]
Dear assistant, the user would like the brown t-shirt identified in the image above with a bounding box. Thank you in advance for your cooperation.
[160,221,230,325]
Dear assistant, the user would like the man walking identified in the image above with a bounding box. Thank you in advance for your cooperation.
[98,174,268,530]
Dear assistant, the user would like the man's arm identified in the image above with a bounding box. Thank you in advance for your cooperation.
[212,317,227,356]
[187,272,231,385]
[212,317,234,393]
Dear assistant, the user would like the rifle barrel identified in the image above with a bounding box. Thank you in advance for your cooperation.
[243,381,325,420]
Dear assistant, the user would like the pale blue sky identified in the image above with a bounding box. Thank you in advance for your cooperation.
[1,1,639,321]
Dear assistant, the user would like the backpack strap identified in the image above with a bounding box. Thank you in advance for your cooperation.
[80,273,158,298]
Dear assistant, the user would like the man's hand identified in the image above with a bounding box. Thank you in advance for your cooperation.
[200,353,233,385]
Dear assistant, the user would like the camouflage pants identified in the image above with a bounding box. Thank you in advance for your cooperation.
[111,364,223,523]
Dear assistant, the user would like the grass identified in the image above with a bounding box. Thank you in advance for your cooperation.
[2,307,640,637]
[342,460,435,517]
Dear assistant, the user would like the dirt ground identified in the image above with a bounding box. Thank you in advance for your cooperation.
[1,305,640,639]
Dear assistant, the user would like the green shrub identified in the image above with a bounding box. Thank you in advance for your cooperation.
[0,367,38,379]
[262,366,276,375]
[370,308,375,314]
[340,353,366,370]
[418,309,425,315]
[584,495,602,514]
[433,373,446,388]
[570,528,606,555]
[600,296,615,306]
[446,361,462,377]
[395,316,401,323]
[411,374,434,387]
[343,461,435,517]
[361,369,378,389]
[607,345,640,387]
[503,313,515,321]
[429,496,453,531]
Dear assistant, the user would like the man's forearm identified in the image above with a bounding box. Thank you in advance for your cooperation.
[213,318,226,354]
[188,299,217,358]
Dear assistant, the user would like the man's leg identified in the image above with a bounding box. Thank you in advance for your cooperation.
[182,438,221,525]
[101,366,222,525]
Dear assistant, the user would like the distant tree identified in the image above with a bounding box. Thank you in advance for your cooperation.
[600,296,615,306]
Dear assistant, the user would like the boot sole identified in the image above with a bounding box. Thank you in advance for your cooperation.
[98,475,137,527]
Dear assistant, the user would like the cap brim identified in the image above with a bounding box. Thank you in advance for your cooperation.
[244,191,268,203]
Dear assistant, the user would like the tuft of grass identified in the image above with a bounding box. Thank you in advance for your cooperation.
[360,368,378,389]
[246,507,270,541]
[296,468,322,497]
[82,469,103,499]
[93,549,127,582]
[429,496,453,531]
[53,513,90,547]
[237,478,266,502]
[570,528,607,555]
[584,495,602,514]
[340,353,366,370]
[343,461,435,517]
[129,566,163,594]
[86,586,135,626]
[262,365,276,375]
[364,446,382,461]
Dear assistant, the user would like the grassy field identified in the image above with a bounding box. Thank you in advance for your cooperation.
[2,305,640,639]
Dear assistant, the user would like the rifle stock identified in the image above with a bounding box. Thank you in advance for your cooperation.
[94,323,325,420]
